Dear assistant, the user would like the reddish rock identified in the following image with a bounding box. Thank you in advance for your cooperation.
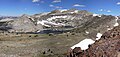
[66,26,120,57]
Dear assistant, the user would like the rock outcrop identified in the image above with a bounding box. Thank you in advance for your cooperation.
[9,14,43,32]
[66,26,120,57]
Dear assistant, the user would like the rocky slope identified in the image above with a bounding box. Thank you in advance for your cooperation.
[0,14,43,32]
[32,9,119,39]
[71,15,117,40]
[33,9,93,28]
[0,9,119,34]
[0,9,93,33]
[66,26,120,57]
[9,14,43,32]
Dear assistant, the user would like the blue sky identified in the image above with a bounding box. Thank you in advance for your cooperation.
[0,0,120,16]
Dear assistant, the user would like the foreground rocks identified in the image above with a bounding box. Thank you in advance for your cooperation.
[66,26,120,57]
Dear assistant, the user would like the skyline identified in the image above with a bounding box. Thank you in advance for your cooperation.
[0,0,120,16]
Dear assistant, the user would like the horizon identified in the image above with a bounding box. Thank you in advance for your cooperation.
[0,9,118,17]
[0,0,120,16]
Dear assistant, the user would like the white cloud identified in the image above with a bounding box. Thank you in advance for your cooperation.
[52,0,61,3]
[73,4,86,7]
[55,6,62,9]
[99,9,103,11]
[117,2,120,5]
[49,4,54,7]
[98,9,111,13]
[49,4,62,9]
[107,10,111,12]
[32,0,40,2]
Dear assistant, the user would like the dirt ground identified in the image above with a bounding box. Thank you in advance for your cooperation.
[0,32,86,57]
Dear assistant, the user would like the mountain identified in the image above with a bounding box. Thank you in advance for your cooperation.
[0,9,92,33]
[0,16,18,20]
[0,9,119,34]
[33,9,93,28]
[9,14,43,32]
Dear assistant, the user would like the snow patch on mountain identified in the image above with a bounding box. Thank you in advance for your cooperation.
[47,16,67,21]
[60,9,68,12]
[85,31,89,34]
[37,20,51,27]
[71,39,95,50]
[93,14,101,17]
[96,33,102,40]
[114,23,119,27]
[74,10,79,13]
[70,10,79,14]
[71,33,102,50]
[37,20,65,27]
[0,18,14,22]
[41,12,50,16]
[114,16,119,27]
[107,28,113,31]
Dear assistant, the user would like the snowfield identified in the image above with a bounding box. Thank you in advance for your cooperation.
[47,16,67,21]
[114,16,119,27]
[37,20,65,27]
[37,15,68,27]
[93,14,101,17]
[71,39,95,50]
[0,18,14,22]
[114,23,119,27]
[71,33,103,50]
[60,9,68,12]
